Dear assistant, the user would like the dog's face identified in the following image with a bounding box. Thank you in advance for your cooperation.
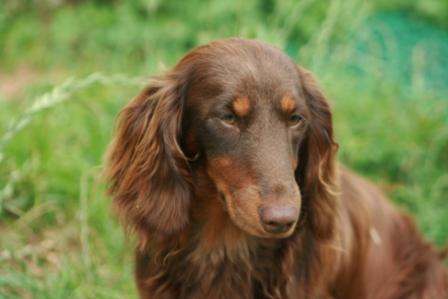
[181,42,310,238]
[106,38,336,245]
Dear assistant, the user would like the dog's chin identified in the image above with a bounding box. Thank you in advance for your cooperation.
[263,227,296,239]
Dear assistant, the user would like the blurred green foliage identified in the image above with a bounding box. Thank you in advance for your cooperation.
[375,0,448,27]
[0,0,362,72]
[0,0,447,298]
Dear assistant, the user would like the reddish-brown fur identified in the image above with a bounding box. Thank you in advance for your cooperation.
[105,38,448,299]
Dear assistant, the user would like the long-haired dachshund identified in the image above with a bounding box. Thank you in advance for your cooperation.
[105,38,447,299]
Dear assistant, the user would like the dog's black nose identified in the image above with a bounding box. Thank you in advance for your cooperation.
[259,206,298,234]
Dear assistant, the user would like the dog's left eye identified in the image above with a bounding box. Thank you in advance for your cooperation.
[288,114,303,126]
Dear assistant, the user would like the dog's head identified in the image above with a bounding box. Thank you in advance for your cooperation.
[105,39,338,245]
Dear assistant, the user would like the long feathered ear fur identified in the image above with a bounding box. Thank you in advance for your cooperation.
[296,66,339,240]
[105,70,192,247]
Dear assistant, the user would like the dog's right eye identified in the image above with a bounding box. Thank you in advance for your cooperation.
[220,113,237,125]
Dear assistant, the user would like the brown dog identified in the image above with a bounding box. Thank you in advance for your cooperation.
[105,38,448,299]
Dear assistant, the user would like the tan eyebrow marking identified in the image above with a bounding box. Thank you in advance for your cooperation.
[233,96,251,117]
[281,96,296,113]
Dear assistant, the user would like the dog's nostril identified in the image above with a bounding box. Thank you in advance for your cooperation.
[260,206,298,234]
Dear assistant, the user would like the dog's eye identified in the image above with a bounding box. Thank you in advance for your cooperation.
[220,113,237,125]
[288,114,303,126]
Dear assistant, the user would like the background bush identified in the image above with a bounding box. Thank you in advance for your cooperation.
[1,1,447,298]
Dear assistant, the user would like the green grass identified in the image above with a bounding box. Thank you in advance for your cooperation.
[1,1,447,298]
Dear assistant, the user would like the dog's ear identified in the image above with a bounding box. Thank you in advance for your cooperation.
[105,70,192,247]
[295,66,338,240]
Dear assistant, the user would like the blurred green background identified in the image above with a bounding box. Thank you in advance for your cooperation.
[0,0,447,298]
